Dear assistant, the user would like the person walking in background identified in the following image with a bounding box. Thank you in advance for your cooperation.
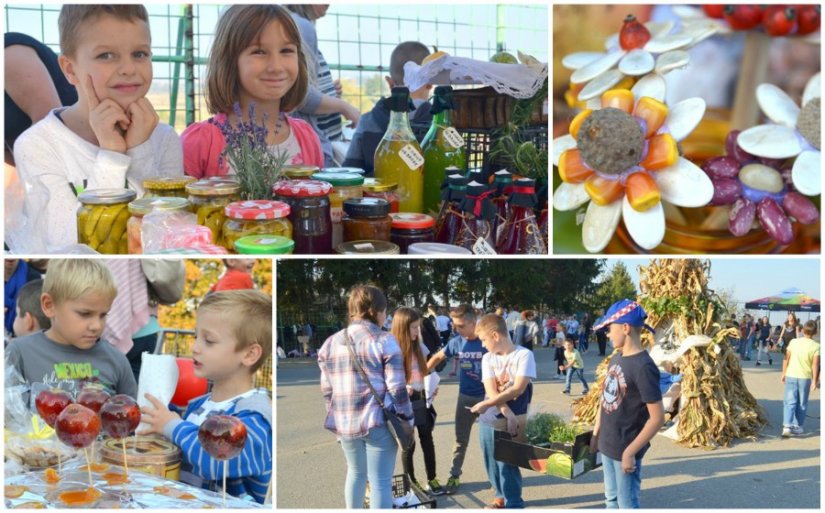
[782,313,799,354]
[560,336,589,395]
[781,320,820,437]
[755,316,773,366]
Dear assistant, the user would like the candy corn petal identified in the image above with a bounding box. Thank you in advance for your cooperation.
[641,133,679,171]
[601,89,635,113]
[584,175,624,206]
[558,149,594,184]
[569,109,592,139]
[625,172,661,212]
[633,96,669,137]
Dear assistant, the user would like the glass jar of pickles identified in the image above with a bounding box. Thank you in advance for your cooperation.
[273,179,333,254]
[282,165,320,180]
[185,180,241,245]
[77,188,137,254]
[362,178,400,213]
[222,200,293,252]
[390,213,435,253]
[342,198,392,243]
[312,171,364,248]
[234,235,295,254]
[142,177,195,198]
[127,197,190,254]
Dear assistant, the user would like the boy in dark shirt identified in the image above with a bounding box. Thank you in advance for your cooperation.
[591,299,664,509]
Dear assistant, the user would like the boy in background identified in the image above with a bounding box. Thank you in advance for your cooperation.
[12,278,50,337]
[560,336,589,395]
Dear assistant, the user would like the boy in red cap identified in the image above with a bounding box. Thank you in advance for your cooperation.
[591,299,664,509]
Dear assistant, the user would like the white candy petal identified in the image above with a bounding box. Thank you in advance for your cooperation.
[562,52,605,70]
[631,73,666,103]
[570,51,625,84]
[646,21,675,39]
[680,19,720,44]
[578,69,625,101]
[552,134,577,167]
[622,196,665,250]
[756,84,800,128]
[672,5,704,19]
[618,49,655,76]
[654,50,690,74]
[737,125,804,159]
[665,97,706,141]
[582,200,622,253]
[643,33,693,53]
[791,150,821,196]
[605,33,619,52]
[654,157,714,207]
[802,72,821,107]
[584,97,602,110]
[553,182,590,211]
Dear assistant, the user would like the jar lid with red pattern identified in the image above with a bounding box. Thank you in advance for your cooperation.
[390,212,435,230]
[273,179,333,198]
[225,200,291,220]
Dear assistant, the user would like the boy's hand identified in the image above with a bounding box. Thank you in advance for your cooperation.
[138,393,180,436]
[469,399,491,414]
[621,448,637,474]
[124,98,159,149]
[86,76,129,153]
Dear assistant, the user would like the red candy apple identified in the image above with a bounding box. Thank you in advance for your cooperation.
[197,415,247,460]
[77,385,111,414]
[55,404,101,449]
[100,395,141,439]
[35,389,74,428]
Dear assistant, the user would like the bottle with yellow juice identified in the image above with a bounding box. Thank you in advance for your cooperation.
[421,85,466,215]
[374,87,424,213]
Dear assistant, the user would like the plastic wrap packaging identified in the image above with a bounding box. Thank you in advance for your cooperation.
[135,354,179,434]
[141,210,198,253]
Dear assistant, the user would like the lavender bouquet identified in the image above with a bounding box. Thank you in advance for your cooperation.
[211,102,289,200]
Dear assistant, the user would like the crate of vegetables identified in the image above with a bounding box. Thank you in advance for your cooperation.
[493,413,601,480]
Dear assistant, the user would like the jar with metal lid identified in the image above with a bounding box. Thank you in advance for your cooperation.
[77,188,137,254]
[234,235,295,254]
[336,240,400,254]
[185,180,241,245]
[282,165,320,180]
[362,178,400,213]
[273,179,333,254]
[322,166,366,175]
[127,197,190,254]
[222,200,293,252]
[312,171,364,248]
[390,213,435,253]
[342,198,392,243]
[142,177,195,198]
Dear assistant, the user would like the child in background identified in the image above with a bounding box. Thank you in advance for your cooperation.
[780,320,820,437]
[560,336,589,395]
[553,336,566,380]
[211,259,256,292]
[659,360,683,419]
[140,290,272,503]
[592,299,664,509]
[13,5,183,252]
[5,259,137,397]
[12,279,50,337]
[182,5,323,177]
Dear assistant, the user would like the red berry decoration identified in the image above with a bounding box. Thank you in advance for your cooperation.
[724,5,764,31]
[100,395,141,439]
[55,404,101,449]
[77,385,111,414]
[763,6,796,36]
[198,415,247,460]
[618,15,651,50]
[35,389,74,428]
[702,5,726,19]
[796,5,821,35]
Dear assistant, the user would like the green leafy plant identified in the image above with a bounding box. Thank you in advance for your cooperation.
[549,423,587,444]
[489,77,548,181]
[525,412,566,445]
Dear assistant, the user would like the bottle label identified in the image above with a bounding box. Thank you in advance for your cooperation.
[399,144,425,170]
[443,127,466,149]
[472,237,497,255]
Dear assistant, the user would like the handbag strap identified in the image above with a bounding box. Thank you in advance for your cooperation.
[345,330,386,410]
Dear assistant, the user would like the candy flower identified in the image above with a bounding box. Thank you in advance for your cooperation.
[736,73,821,197]
[554,75,714,252]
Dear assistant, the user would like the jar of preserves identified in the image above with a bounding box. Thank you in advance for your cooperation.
[362,178,400,213]
[142,177,195,198]
[312,171,364,248]
[390,213,435,254]
[273,179,333,254]
[234,235,295,254]
[342,198,391,243]
[222,200,293,252]
[282,165,320,180]
[185,180,241,245]
[77,188,137,254]
[335,240,400,254]
[127,197,190,254]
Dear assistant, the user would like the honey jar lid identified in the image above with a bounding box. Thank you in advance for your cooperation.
[362,178,398,193]
[78,188,137,205]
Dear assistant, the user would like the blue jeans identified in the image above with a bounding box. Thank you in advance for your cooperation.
[579,332,588,352]
[745,335,755,359]
[479,422,523,508]
[340,425,398,509]
[783,377,812,428]
[602,454,643,508]
[564,367,589,393]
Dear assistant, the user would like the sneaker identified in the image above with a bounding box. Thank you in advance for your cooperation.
[427,479,446,496]
[561,390,570,395]
[445,476,459,495]
[484,498,505,509]
[411,478,423,491]
[791,426,804,435]
[756,361,761,366]
[782,427,793,437]
[769,358,773,366]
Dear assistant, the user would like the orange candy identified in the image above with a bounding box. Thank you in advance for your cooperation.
[625,173,661,212]
[558,149,594,184]
[640,134,678,171]
[58,487,101,506]
[584,175,624,206]
[569,110,592,139]
[601,89,635,113]
[102,472,129,485]
[5,485,28,498]
[633,97,669,137]
[44,468,61,484]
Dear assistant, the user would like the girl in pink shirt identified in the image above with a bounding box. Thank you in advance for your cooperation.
[182,5,323,178]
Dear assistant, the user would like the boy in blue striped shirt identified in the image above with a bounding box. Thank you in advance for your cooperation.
[140,290,272,504]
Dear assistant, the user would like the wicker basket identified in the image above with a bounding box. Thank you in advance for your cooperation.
[452,87,546,129]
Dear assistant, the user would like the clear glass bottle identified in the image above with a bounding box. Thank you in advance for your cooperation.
[422,86,466,215]
[490,169,513,241]
[374,86,424,213]
[495,178,546,254]
[434,174,469,244]
[454,181,497,251]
